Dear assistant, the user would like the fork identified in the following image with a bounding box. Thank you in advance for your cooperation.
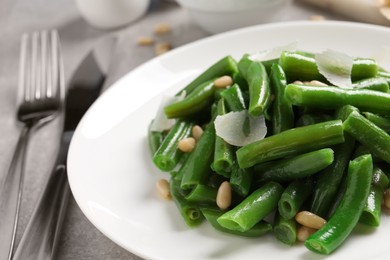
[0,30,64,260]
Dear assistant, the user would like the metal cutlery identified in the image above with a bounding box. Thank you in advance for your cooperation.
[0,30,64,260]
[12,37,115,260]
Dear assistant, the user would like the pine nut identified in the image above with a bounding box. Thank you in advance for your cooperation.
[137,36,154,46]
[216,181,232,210]
[309,15,326,21]
[297,226,317,242]
[309,80,328,87]
[155,42,171,55]
[293,80,304,84]
[214,75,233,88]
[295,211,327,229]
[156,179,171,200]
[154,23,171,35]
[178,137,196,152]
[192,125,203,141]
[384,188,390,209]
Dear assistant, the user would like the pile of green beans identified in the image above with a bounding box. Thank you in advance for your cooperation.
[147,50,390,255]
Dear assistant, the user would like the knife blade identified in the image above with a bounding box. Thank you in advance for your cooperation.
[12,37,115,260]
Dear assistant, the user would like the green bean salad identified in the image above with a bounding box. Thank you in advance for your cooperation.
[148,48,390,255]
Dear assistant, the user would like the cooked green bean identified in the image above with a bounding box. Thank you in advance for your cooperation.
[211,99,235,177]
[229,163,252,197]
[254,148,334,183]
[363,112,390,133]
[285,84,390,115]
[170,179,204,227]
[360,167,389,226]
[353,77,389,92]
[278,178,314,220]
[201,208,272,237]
[237,120,344,168]
[270,63,294,134]
[343,111,390,164]
[238,54,271,116]
[279,51,377,82]
[309,105,357,218]
[165,79,216,119]
[273,211,297,246]
[180,123,216,190]
[148,120,164,157]
[217,181,283,232]
[185,184,217,205]
[153,120,193,171]
[220,83,246,111]
[177,56,238,96]
[305,155,373,255]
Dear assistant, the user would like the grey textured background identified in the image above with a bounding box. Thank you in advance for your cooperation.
[0,1,348,259]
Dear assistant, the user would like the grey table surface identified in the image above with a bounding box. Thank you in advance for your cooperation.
[0,1,354,259]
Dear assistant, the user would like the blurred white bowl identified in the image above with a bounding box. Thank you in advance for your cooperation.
[176,0,292,34]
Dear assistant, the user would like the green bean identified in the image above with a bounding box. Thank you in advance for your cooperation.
[273,212,297,246]
[217,181,283,232]
[285,84,390,115]
[180,123,216,189]
[279,51,377,82]
[351,58,378,82]
[262,58,279,76]
[236,120,344,168]
[229,163,252,197]
[352,145,382,163]
[360,167,389,226]
[353,77,389,92]
[343,111,390,164]
[305,155,373,255]
[153,120,193,171]
[278,179,314,220]
[220,84,246,111]
[185,184,217,205]
[147,120,164,157]
[270,63,294,134]
[201,208,272,237]
[177,56,238,96]
[170,179,204,227]
[254,148,334,183]
[165,79,216,119]
[211,99,235,177]
[309,105,357,218]
[232,71,248,91]
[377,70,390,86]
[363,112,390,133]
[238,54,271,116]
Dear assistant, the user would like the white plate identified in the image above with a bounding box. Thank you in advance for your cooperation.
[68,21,390,260]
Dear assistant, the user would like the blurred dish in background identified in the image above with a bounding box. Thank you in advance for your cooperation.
[176,0,292,34]
[75,0,150,29]
[299,0,390,26]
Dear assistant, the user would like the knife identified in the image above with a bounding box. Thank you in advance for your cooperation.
[12,37,115,260]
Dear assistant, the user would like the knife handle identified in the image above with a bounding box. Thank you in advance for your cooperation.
[12,162,70,260]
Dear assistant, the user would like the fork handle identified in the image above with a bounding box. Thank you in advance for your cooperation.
[0,126,30,260]
[13,138,71,260]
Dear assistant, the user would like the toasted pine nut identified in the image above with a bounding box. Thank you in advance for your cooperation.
[309,80,328,87]
[295,211,327,229]
[156,179,171,200]
[214,75,233,88]
[154,23,171,35]
[137,36,154,46]
[309,15,326,21]
[178,137,196,152]
[384,188,390,209]
[155,42,171,55]
[217,181,232,210]
[297,226,317,242]
[293,80,304,84]
[192,125,203,141]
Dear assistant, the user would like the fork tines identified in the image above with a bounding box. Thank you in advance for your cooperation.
[18,30,63,107]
